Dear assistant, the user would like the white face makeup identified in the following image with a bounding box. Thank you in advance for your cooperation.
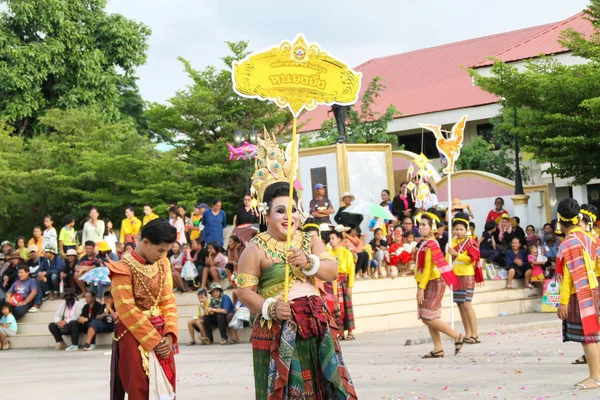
[266,196,300,239]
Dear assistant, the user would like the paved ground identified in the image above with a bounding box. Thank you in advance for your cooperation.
[4,313,600,399]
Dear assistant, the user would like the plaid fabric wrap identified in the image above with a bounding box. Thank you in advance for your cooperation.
[324,274,355,331]
[557,230,600,341]
[563,289,600,344]
[418,278,446,320]
[250,296,357,400]
[418,239,459,287]
[453,275,475,303]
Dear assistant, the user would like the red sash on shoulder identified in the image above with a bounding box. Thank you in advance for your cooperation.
[418,239,459,287]
[453,238,484,283]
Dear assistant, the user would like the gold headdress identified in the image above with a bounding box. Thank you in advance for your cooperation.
[422,211,440,232]
[251,127,298,209]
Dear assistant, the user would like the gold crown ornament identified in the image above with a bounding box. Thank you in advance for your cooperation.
[251,128,298,210]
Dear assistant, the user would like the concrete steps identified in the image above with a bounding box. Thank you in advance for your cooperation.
[7,277,542,348]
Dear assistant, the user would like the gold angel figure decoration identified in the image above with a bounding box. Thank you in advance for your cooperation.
[419,114,467,174]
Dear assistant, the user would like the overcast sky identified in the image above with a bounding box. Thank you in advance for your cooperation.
[106,0,590,104]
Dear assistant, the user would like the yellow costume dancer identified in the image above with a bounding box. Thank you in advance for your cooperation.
[236,131,357,400]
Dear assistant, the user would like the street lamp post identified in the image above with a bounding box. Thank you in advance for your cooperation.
[513,107,524,195]
[510,105,530,226]
[233,128,257,193]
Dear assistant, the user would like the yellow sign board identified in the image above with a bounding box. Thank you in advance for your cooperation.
[232,34,362,117]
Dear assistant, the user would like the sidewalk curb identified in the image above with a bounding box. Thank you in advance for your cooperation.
[403,318,560,346]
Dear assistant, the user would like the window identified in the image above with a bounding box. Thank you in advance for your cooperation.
[477,123,500,150]
[397,132,439,159]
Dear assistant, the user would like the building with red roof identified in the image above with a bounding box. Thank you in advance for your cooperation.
[300,11,591,154]
[299,10,595,202]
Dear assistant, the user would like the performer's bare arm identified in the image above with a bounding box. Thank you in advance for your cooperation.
[236,243,292,321]
[310,236,337,282]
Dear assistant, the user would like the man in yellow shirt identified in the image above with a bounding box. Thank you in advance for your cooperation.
[142,204,159,227]
[120,206,142,246]
[325,230,356,340]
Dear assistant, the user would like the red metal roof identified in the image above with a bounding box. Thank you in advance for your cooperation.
[473,11,592,68]
[298,16,582,133]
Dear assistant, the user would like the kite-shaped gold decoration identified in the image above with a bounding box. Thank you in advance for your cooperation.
[420,115,467,175]
[232,34,362,117]
[232,34,361,302]
[414,153,429,169]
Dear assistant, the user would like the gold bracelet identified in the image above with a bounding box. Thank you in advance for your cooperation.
[236,272,260,288]
[318,252,336,262]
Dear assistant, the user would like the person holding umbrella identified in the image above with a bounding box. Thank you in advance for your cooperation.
[334,192,363,228]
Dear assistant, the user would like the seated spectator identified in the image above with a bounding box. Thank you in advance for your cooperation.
[493,213,517,254]
[486,197,507,222]
[62,249,79,291]
[505,237,531,289]
[26,245,45,311]
[15,237,29,260]
[190,239,207,282]
[344,225,369,279]
[28,226,44,254]
[334,192,363,228]
[513,217,527,247]
[541,223,554,244]
[2,253,23,296]
[170,241,188,292]
[543,233,559,278]
[0,303,17,350]
[1,240,13,257]
[66,291,103,351]
[226,235,244,274]
[369,228,388,278]
[479,221,502,264]
[187,288,209,345]
[48,289,84,350]
[81,241,118,298]
[469,222,478,242]
[201,241,228,290]
[199,283,238,345]
[525,225,540,247]
[74,241,98,295]
[451,198,474,220]
[83,292,116,351]
[122,242,136,258]
[5,266,38,319]
[39,244,65,300]
[0,253,6,301]
[527,244,546,284]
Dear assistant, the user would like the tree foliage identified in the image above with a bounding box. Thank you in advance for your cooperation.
[455,136,528,181]
[0,0,151,136]
[0,109,195,239]
[144,41,294,219]
[470,1,600,184]
[317,77,398,145]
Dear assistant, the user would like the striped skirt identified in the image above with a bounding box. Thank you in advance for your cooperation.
[453,275,475,304]
[418,279,446,321]
[324,274,355,331]
[563,290,600,344]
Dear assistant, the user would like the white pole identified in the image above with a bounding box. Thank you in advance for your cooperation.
[447,173,454,329]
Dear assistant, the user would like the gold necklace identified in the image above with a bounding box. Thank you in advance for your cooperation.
[252,230,310,261]
[123,254,165,318]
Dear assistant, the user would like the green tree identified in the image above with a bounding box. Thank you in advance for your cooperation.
[0,0,151,136]
[317,76,398,145]
[470,1,600,184]
[0,109,195,239]
[145,41,294,220]
[455,136,528,181]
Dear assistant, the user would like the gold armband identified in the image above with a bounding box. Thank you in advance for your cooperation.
[318,252,337,262]
[236,272,260,288]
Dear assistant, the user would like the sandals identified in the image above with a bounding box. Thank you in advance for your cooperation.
[219,339,228,345]
[228,339,239,345]
[346,333,355,341]
[575,378,600,390]
[465,336,481,344]
[506,284,514,289]
[454,334,464,355]
[187,341,196,346]
[199,337,211,345]
[337,334,346,341]
[572,355,588,365]
[422,350,444,358]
